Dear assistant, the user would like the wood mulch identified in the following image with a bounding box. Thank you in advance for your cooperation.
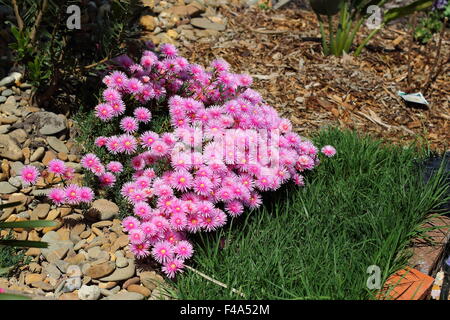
[179,6,449,152]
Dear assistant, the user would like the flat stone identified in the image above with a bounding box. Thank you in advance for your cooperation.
[58,292,79,300]
[1,89,13,96]
[9,161,24,176]
[122,277,140,289]
[32,203,50,219]
[41,231,74,263]
[43,264,61,280]
[30,147,45,162]
[25,273,45,285]
[167,4,203,16]
[0,124,10,134]
[0,181,18,194]
[63,277,81,293]
[66,265,82,278]
[0,96,17,115]
[140,15,158,31]
[46,136,68,154]
[8,176,21,188]
[9,129,27,144]
[0,134,23,160]
[99,260,135,282]
[25,111,67,135]
[92,221,113,228]
[190,17,226,31]
[127,284,151,297]
[140,271,165,291]
[78,285,101,300]
[0,72,22,86]
[64,253,86,265]
[31,281,54,291]
[84,261,116,279]
[89,199,119,221]
[102,291,144,300]
[115,257,129,268]
[54,260,70,273]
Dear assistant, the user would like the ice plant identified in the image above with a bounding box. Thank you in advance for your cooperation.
[79,43,337,279]
[20,165,40,186]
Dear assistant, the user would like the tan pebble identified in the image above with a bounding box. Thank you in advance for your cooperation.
[110,253,116,262]
[64,253,86,265]
[123,277,140,289]
[92,221,113,228]
[1,159,10,177]
[46,209,60,220]
[127,284,151,297]
[57,152,68,161]
[59,207,72,217]
[42,151,56,166]
[5,214,17,223]
[56,227,70,241]
[27,230,40,241]
[22,147,31,163]
[58,292,79,300]
[80,230,92,239]
[16,231,28,241]
[25,273,44,285]
[67,154,77,162]
[92,227,103,237]
[85,232,96,243]
[98,281,117,289]
[42,220,61,234]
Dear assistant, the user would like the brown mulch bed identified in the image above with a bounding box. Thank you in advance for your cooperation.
[179,6,449,152]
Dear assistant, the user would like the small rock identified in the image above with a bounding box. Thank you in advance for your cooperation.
[43,264,61,280]
[102,291,144,300]
[25,273,45,285]
[64,253,86,265]
[41,231,74,263]
[140,271,165,291]
[8,176,22,188]
[1,89,13,96]
[31,281,54,291]
[25,111,67,135]
[122,276,140,289]
[9,129,27,144]
[87,246,103,260]
[78,285,101,300]
[54,260,70,273]
[190,17,226,31]
[32,203,50,219]
[30,147,45,162]
[84,261,116,279]
[0,134,23,161]
[115,257,129,268]
[0,72,22,86]
[127,284,151,297]
[89,199,119,221]
[58,292,79,300]
[46,136,69,154]
[0,181,18,194]
[140,15,158,31]
[99,259,135,282]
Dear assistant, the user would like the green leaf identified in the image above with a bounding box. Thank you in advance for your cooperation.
[0,293,32,300]
[384,0,433,24]
[0,201,23,210]
[0,267,11,275]
[0,220,58,229]
[0,240,49,248]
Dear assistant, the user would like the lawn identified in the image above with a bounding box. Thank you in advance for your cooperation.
[173,128,449,300]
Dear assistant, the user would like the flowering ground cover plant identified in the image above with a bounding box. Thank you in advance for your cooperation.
[21,43,335,278]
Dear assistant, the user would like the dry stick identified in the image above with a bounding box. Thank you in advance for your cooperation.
[11,0,24,32]
[406,13,418,92]
[423,18,448,96]
[29,0,48,45]
[185,265,246,298]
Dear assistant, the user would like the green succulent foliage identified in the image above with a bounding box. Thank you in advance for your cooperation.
[414,3,450,43]
[310,0,434,56]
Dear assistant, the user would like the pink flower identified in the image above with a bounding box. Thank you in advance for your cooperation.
[110,100,125,116]
[106,136,121,154]
[134,107,152,123]
[321,145,337,157]
[130,242,150,258]
[95,103,114,121]
[172,170,193,192]
[140,131,159,148]
[79,187,94,203]
[170,212,187,231]
[160,43,178,58]
[64,184,81,205]
[141,222,157,236]
[48,188,66,205]
[134,202,152,218]
[118,134,137,154]
[120,117,139,133]
[110,71,128,88]
[99,172,116,187]
[107,161,123,173]
[152,241,174,263]
[81,153,100,170]
[151,140,169,157]
[63,167,75,181]
[103,88,121,102]
[129,228,146,244]
[225,200,244,217]
[95,136,108,147]
[48,159,66,175]
[162,258,184,278]
[174,240,193,260]
[123,216,140,231]
[20,165,40,185]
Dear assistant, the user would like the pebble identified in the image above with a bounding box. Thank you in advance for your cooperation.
[89,199,120,221]
[127,284,151,297]
[84,261,116,279]
[0,134,23,161]
[30,147,45,162]
[1,89,13,96]
[78,285,101,300]
[115,257,129,268]
[102,291,144,300]
[0,181,18,194]
[47,136,69,154]
[99,259,135,282]
[140,271,165,291]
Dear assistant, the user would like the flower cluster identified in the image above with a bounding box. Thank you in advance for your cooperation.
[78,43,336,278]
[19,160,94,206]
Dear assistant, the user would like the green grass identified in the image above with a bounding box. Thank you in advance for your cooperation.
[172,128,450,300]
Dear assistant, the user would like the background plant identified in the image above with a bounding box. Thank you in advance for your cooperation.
[310,0,434,56]
[414,0,449,43]
[0,0,143,113]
